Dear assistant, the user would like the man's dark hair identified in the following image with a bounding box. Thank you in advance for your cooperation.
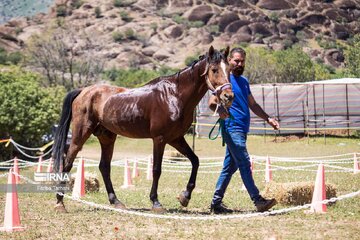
[230,47,246,57]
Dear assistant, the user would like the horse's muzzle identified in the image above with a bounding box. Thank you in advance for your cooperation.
[219,89,234,108]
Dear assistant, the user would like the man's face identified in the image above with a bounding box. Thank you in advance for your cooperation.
[229,52,245,77]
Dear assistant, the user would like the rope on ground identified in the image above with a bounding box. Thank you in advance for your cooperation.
[57,190,360,221]
[1,169,359,220]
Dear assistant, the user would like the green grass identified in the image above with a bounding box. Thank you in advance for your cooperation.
[0,135,359,239]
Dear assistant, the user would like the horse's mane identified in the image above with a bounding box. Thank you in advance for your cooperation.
[144,52,222,86]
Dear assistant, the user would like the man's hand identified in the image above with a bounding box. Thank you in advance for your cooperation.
[217,104,230,119]
[267,117,279,130]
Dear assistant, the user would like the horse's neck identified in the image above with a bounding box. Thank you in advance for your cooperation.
[177,59,208,109]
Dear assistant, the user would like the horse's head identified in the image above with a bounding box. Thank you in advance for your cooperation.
[203,46,234,108]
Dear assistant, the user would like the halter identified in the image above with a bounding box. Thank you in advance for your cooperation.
[201,56,232,97]
[205,76,232,97]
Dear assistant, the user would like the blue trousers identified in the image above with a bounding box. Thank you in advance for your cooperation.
[212,130,260,205]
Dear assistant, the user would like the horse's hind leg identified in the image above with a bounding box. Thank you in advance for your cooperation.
[96,127,126,209]
[55,124,93,212]
[169,136,199,207]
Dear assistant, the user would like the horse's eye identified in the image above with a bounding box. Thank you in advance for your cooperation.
[212,68,218,73]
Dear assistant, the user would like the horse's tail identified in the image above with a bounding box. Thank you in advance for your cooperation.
[53,89,82,172]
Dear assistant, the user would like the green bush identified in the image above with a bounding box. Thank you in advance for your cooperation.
[95,7,101,18]
[269,12,279,23]
[243,47,277,84]
[112,29,136,42]
[124,28,136,40]
[184,54,200,66]
[7,52,22,65]
[188,21,204,28]
[0,68,65,161]
[172,14,204,28]
[120,11,133,22]
[15,27,23,35]
[344,34,360,77]
[172,14,185,24]
[0,48,22,65]
[113,0,122,7]
[150,22,158,31]
[112,31,124,42]
[114,0,135,7]
[104,67,178,88]
[56,5,67,17]
[208,25,219,35]
[71,0,83,9]
[314,63,331,80]
[0,48,7,64]
[273,46,315,83]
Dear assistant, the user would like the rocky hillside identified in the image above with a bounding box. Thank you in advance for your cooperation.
[0,0,359,69]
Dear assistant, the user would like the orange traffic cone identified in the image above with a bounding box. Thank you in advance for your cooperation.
[354,153,359,174]
[72,158,85,198]
[13,157,20,184]
[47,158,53,173]
[36,156,43,173]
[0,169,25,232]
[146,156,153,181]
[121,159,134,188]
[309,163,327,213]
[265,156,272,183]
[132,160,140,178]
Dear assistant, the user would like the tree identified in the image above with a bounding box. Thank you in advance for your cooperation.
[244,47,277,84]
[26,27,104,91]
[273,47,315,83]
[344,34,360,77]
[0,68,65,161]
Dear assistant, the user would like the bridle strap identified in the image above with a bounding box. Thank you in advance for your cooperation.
[205,75,232,96]
[202,59,232,96]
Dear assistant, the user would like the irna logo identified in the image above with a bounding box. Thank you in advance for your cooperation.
[34,172,71,182]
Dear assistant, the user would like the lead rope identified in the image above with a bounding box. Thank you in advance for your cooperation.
[208,107,234,146]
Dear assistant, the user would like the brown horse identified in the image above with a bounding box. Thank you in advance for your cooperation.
[53,46,234,212]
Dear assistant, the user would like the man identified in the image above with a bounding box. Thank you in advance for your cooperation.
[209,47,280,214]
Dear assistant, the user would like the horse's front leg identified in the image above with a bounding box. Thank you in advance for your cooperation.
[150,136,166,212]
[169,136,199,207]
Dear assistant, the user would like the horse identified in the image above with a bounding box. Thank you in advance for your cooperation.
[53,46,234,212]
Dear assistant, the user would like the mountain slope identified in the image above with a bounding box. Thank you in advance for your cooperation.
[0,0,359,69]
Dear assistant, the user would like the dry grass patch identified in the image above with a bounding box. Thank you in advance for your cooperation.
[69,172,100,193]
[264,182,337,205]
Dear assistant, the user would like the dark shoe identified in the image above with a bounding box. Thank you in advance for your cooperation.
[210,202,233,214]
[255,197,277,212]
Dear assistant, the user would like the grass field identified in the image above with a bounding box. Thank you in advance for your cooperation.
[0,135,359,239]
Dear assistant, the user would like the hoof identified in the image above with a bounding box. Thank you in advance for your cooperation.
[54,203,68,213]
[152,202,166,213]
[177,192,190,207]
[114,202,127,210]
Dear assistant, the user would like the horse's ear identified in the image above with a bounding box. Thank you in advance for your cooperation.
[208,45,215,57]
[224,46,230,58]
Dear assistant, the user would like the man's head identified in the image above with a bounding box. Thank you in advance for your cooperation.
[228,47,246,77]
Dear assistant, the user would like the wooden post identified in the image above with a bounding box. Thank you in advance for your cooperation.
[262,86,266,143]
[345,84,350,138]
[313,84,317,135]
[322,84,326,145]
